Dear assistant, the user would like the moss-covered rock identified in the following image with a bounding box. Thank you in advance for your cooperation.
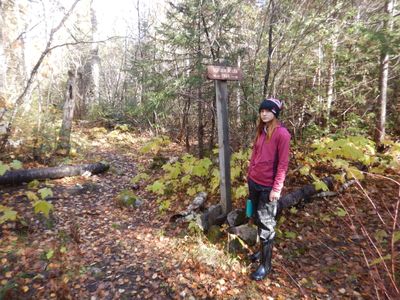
[115,189,138,207]
[207,225,223,244]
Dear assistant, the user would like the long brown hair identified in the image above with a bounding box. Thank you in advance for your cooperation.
[253,116,279,146]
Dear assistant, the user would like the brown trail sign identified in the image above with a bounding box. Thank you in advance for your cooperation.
[207,66,243,81]
[207,65,243,216]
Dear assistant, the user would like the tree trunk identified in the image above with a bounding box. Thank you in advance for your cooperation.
[326,30,338,129]
[0,0,81,152]
[208,95,216,153]
[136,0,144,106]
[89,2,100,105]
[0,1,7,135]
[197,91,204,158]
[263,0,275,98]
[395,79,400,135]
[197,10,204,158]
[57,70,77,155]
[313,42,323,121]
[0,1,6,99]
[0,162,109,186]
[75,0,100,119]
[375,0,394,147]
[236,55,241,126]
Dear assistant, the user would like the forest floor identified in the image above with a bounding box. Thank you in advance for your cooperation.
[0,127,399,299]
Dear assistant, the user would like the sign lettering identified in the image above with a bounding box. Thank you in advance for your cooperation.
[207,65,243,81]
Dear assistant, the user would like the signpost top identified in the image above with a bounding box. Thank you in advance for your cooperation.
[207,65,243,81]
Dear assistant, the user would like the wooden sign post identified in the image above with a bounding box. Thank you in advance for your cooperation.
[207,65,243,215]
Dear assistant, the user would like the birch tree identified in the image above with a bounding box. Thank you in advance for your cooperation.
[375,0,395,147]
[0,0,81,151]
[57,69,77,154]
[0,1,6,98]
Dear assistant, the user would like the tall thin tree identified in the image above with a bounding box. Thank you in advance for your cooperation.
[375,0,395,147]
[57,69,77,154]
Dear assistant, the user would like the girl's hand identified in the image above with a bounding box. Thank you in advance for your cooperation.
[270,190,280,202]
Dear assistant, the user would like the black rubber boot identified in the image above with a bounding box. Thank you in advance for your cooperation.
[250,240,272,281]
[249,251,261,262]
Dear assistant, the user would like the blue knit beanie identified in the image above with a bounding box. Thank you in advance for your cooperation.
[258,98,283,118]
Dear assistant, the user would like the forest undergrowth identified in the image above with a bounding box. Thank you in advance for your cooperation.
[0,125,399,299]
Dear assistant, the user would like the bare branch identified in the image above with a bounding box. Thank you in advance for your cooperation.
[0,0,82,151]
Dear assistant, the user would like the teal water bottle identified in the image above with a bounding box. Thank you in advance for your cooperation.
[245,199,253,218]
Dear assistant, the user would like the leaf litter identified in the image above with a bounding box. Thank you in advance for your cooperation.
[0,129,399,299]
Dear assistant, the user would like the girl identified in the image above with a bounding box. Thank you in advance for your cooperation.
[247,98,291,281]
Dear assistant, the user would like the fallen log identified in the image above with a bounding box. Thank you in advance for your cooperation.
[170,177,346,230]
[278,177,334,212]
[0,162,109,185]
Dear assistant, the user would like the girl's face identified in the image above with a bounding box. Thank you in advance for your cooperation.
[260,109,275,123]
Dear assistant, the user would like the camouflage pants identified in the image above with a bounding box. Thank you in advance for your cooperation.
[248,178,278,242]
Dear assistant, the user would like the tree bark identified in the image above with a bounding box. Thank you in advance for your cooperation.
[0,1,6,98]
[0,1,7,133]
[326,29,338,128]
[263,0,275,98]
[278,177,334,212]
[197,7,204,158]
[75,0,100,118]
[236,55,241,126]
[88,0,100,107]
[0,162,109,185]
[375,0,394,147]
[57,70,77,155]
[0,0,81,152]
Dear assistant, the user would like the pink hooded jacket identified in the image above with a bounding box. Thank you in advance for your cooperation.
[247,124,291,193]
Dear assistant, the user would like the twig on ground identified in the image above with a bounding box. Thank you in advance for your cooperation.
[317,238,346,260]
[337,195,355,229]
[278,262,308,297]
[362,249,382,300]
[360,224,398,292]
[353,177,386,226]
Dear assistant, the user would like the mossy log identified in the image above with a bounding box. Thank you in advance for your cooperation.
[0,162,109,185]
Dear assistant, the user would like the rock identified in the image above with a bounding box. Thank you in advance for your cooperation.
[228,224,258,246]
[352,291,362,300]
[350,234,364,241]
[195,213,208,231]
[89,267,102,274]
[67,183,99,195]
[228,238,245,254]
[227,209,246,227]
[168,157,179,164]
[195,204,223,232]
[115,189,137,207]
[169,192,207,223]
[207,204,223,227]
[187,192,207,211]
[183,213,196,222]
[150,155,168,169]
[88,267,103,279]
[134,199,143,207]
[207,225,223,243]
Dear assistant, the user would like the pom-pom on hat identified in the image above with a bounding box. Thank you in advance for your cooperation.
[258,98,283,118]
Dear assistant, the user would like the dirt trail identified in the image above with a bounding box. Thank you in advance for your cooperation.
[1,136,398,299]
